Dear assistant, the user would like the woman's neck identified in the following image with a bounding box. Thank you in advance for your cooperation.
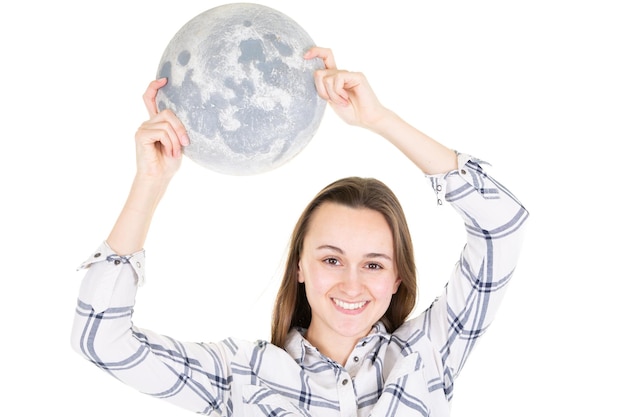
[304,330,359,367]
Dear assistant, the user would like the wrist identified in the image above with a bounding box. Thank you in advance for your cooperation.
[133,170,172,190]
[106,175,169,255]
[366,108,401,136]
[126,174,170,214]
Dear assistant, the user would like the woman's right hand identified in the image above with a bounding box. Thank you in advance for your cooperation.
[135,78,190,180]
[105,79,190,255]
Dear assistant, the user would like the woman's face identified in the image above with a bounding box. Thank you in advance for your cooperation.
[298,202,401,344]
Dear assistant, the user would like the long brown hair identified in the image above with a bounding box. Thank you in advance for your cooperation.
[270,177,417,348]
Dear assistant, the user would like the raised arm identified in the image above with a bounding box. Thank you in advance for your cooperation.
[71,79,237,415]
[106,78,189,255]
[306,47,458,175]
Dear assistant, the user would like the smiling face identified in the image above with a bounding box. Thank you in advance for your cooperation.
[297,201,401,348]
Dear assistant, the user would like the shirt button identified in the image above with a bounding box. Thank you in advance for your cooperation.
[436,184,442,191]
[353,356,359,362]
[94,252,101,258]
[461,169,467,175]
[114,259,121,265]
[437,199,443,205]
[135,261,141,268]
[342,378,349,386]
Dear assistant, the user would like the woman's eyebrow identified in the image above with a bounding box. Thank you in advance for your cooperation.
[316,245,392,261]
[365,252,392,261]
[315,244,344,253]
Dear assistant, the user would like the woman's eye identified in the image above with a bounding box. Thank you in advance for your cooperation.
[324,258,339,265]
[366,263,383,270]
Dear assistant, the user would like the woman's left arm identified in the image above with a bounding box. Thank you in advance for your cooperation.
[307,47,457,175]
[425,155,529,383]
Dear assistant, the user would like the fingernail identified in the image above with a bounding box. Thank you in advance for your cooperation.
[182,134,190,146]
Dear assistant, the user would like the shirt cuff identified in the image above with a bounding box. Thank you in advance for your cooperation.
[78,241,146,286]
[426,152,492,206]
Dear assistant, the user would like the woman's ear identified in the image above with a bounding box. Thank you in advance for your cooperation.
[392,276,401,294]
[297,261,304,283]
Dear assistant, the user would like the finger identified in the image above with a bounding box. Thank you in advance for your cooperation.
[323,70,352,106]
[313,69,348,105]
[313,69,331,101]
[159,108,190,147]
[334,71,364,96]
[304,46,337,70]
[142,78,168,118]
[136,122,174,157]
[137,113,188,158]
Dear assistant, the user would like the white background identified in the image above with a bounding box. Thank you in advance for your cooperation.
[1,0,624,415]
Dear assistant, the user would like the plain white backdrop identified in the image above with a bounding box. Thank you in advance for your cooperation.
[1,0,624,415]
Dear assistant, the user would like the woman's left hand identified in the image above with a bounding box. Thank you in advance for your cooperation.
[306,47,389,130]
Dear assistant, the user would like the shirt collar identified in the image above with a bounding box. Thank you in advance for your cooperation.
[284,322,391,363]
[284,327,313,363]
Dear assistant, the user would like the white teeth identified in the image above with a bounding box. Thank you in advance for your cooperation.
[333,298,367,310]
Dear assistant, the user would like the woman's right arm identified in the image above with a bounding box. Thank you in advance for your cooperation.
[106,78,189,255]
[70,80,234,414]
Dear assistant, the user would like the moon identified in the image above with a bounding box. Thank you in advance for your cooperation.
[156,3,327,175]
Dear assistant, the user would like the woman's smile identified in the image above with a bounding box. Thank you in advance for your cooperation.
[332,297,369,312]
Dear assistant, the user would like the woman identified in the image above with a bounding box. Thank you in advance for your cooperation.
[72,47,528,416]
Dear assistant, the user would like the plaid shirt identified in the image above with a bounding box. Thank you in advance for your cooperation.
[72,154,528,416]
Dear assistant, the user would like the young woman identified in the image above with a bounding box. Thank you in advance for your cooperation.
[71,47,528,416]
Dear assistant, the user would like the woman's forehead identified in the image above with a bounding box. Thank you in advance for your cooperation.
[304,202,393,253]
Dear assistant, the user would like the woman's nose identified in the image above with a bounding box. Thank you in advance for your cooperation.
[339,268,363,295]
